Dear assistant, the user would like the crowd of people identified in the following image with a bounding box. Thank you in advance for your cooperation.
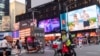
[0,36,45,56]
[0,36,23,56]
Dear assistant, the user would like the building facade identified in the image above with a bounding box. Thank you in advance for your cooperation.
[25,0,31,12]
[10,1,25,31]
[0,0,9,31]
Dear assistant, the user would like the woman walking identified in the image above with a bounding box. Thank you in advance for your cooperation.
[15,39,22,55]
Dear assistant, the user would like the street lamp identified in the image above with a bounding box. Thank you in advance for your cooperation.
[64,0,77,40]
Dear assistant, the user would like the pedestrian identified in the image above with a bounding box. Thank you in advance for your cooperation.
[78,38,83,48]
[0,37,9,56]
[15,39,22,55]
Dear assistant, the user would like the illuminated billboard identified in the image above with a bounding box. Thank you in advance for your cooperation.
[60,13,68,31]
[68,5,98,31]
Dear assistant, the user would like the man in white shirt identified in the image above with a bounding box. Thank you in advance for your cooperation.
[0,39,8,56]
[1,39,8,48]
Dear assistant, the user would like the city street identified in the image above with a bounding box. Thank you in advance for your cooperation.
[75,45,100,56]
[12,44,100,56]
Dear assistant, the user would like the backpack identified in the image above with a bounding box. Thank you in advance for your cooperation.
[62,43,69,53]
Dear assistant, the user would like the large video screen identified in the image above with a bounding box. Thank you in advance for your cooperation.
[12,31,19,38]
[68,5,98,31]
[97,6,100,27]
[60,13,68,31]
[0,32,12,39]
[38,17,60,33]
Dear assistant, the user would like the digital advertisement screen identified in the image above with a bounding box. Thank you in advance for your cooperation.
[68,5,98,31]
[0,32,12,39]
[97,6,100,27]
[90,32,97,37]
[19,19,36,30]
[12,31,19,38]
[4,32,12,37]
[38,17,60,33]
[0,33,4,40]
[60,13,68,31]
[13,22,20,31]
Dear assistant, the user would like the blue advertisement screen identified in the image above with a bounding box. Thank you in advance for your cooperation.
[60,13,68,31]
[38,17,60,33]
[0,32,12,39]
[97,5,100,27]
[12,31,19,38]
[68,5,98,31]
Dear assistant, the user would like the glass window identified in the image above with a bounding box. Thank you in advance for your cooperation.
[0,0,5,3]
[0,16,2,20]
[0,8,3,11]
[0,3,4,8]
[0,11,4,16]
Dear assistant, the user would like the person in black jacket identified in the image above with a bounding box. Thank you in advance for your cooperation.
[15,39,22,55]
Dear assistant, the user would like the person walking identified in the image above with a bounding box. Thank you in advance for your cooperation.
[0,37,9,56]
[15,39,22,55]
[78,37,83,48]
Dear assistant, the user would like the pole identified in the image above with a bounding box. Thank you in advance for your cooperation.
[65,0,77,41]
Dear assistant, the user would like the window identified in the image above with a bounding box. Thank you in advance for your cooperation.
[0,3,4,8]
[0,0,5,3]
[0,11,4,16]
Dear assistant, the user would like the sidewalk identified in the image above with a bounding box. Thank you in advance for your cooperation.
[11,49,26,55]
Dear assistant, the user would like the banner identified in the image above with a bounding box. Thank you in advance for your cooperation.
[19,19,33,30]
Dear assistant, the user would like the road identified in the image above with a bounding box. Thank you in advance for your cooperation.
[12,45,100,56]
[75,45,100,56]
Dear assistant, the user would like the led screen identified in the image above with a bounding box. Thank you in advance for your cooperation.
[68,5,98,31]
[0,32,12,39]
[12,31,19,38]
[60,13,68,31]
[38,17,60,33]
[4,32,12,37]
[97,5,100,27]
[90,32,97,36]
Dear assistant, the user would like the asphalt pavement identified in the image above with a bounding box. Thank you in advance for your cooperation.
[11,45,100,56]
[75,44,100,56]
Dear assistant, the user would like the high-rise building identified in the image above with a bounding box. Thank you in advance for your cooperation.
[25,0,31,12]
[10,1,26,31]
[0,0,9,16]
[0,0,9,31]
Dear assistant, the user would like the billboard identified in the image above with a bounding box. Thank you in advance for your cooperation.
[60,13,68,31]
[13,22,20,31]
[68,5,98,31]
[31,0,54,8]
[12,31,19,38]
[38,17,60,33]
[19,19,36,30]
[97,5,100,27]
[0,32,12,40]
[2,16,11,31]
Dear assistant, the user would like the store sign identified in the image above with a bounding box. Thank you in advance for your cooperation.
[19,19,33,30]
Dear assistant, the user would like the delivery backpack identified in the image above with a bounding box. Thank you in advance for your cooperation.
[62,43,69,53]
